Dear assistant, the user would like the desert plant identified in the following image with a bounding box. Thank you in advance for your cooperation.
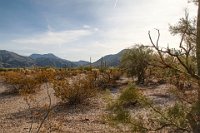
[107,103,131,124]
[105,84,151,132]
[3,71,40,94]
[106,84,191,132]
[148,3,200,131]
[53,74,97,105]
[107,84,147,110]
[121,45,152,84]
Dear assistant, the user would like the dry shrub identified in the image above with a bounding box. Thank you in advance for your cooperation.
[94,69,122,89]
[95,75,110,89]
[109,68,122,80]
[53,74,97,105]
[54,70,70,80]
[35,69,56,83]
[3,71,40,94]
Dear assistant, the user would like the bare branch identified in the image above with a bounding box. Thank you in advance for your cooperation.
[148,29,200,80]
[36,83,52,133]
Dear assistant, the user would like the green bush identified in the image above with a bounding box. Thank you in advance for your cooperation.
[107,103,131,124]
[106,84,146,123]
[118,85,140,107]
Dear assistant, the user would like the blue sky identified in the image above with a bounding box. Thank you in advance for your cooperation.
[0,0,197,61]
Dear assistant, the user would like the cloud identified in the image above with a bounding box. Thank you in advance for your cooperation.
[83,25,91,29]
[1,0,198,61]
[94,0,197,51]
[12,29,93,45]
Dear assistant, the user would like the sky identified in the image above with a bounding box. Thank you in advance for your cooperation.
[0,0,197,61]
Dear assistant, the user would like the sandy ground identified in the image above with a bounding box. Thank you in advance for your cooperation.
[0,78,175,133]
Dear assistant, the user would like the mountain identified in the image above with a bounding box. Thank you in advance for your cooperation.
[92,49,127,67]
[73,60,90,66]
[0,50,35,68]
[29,53,77,68]
[0,49,127,68]
[30,53,59,60]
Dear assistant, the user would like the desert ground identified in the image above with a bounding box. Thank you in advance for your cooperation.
[0,76,176,133]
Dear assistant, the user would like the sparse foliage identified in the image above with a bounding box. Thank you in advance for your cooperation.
[148,2,200,132]
[53,74,97,105]
[121,45,152,84]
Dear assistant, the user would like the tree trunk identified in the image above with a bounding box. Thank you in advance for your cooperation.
[197,1,200,76]
[194,1,200,132]
[137,70,144,84]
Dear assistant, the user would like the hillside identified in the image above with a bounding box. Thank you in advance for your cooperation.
[0,50,35,68]
[30,53,77,68]
[74,60,90,66]
[0,49,127,68]
[92,49,127,67]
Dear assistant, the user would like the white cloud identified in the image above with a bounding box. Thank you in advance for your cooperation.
[95,0,197,52]
[6,0,198,61]
[83,25,91,29]
[12,29,93,45]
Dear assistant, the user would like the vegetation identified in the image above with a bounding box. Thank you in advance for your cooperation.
[53,74,97,105]
[1,1,200,133]
[121,45,152,84]
[148,1,200,132]
[2,71,41,94]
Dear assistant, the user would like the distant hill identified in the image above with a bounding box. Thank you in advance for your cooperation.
[74,60,90,66]
[0,50,35,68]
[92,49,127,67]
[30,53,60,60]
[0,49,127,68]
[30,53,76,68]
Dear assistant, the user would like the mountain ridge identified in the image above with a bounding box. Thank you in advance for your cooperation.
[0,50,126,68]
[92,49,127,67]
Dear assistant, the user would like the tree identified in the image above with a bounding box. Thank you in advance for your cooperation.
[194,1,200,132]
[148,1,200,132]
[120,45,152,84]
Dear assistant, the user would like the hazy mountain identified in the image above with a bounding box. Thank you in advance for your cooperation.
[74,60,90,66]
[30,53,59,60]
[0,49,127,68]
[30,53,76,68]
[0,50,35,68]
[92,49,127,67]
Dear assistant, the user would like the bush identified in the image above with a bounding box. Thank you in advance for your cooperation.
[35,69,56,83]
[53,75,97,105]
[106,85,192,132]
[105,84,150,130]
[111,84,147,108]
[93,69,122,89]
[3,71,40,94]
[107,103,131,124]
[118,85,141,107]
[120,45,152,84]
[107,84,147,111]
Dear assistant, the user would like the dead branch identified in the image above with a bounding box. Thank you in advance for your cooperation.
[148,29,200,80]
[36,83,52,133]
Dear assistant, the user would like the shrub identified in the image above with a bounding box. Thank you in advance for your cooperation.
[35,69,55,83]
[105,84,150,131]
[116,84,147,108]
[107,103,131,124]
[119,85,140,107]
[120,45,152,84]
[3,71,40,94]
[94,69,122,89]
[107,84,146,111]
[53,75,97,105]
